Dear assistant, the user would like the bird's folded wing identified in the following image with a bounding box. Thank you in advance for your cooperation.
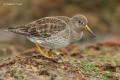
[28,17,68,38]
[52,16,70,23]
[6,17,68,38]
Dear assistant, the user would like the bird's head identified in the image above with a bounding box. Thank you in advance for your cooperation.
[70,14,87,30]
[70,14,96,39]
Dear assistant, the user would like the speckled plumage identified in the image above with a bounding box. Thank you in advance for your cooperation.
[7,14,95,49]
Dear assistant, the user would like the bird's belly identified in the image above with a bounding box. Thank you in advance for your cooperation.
[27,36,70,49]
[41,36,70,49]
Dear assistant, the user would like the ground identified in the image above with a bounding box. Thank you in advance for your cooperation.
[0,38,120,80]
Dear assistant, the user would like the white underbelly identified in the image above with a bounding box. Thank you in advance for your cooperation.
[27,36,70,49]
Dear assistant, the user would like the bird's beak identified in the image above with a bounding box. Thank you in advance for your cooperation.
[85,25,96,37]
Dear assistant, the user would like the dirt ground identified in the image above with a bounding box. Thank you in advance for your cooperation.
[0,38,120,80]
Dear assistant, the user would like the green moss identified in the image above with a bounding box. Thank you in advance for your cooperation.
[80,59,100,76]
[10,67,25,80]
[77,51,120,79]
[101,76,109,80]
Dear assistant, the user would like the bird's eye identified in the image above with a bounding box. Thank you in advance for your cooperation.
[78,20,84,25]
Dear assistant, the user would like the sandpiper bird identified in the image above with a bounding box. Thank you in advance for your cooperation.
[7,14,95,58]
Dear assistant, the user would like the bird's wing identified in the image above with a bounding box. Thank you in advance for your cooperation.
[7,25,31,35]
[7,17,68,38]
[28,17,68,38]
[52,16,70,23]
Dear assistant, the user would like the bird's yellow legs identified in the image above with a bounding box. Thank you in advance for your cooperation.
[35,42,69,62]
[35,42,51,58]
[35,41,59,58]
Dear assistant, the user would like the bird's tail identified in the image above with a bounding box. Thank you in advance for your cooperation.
[0,26,9,31]
[0,25,30,36]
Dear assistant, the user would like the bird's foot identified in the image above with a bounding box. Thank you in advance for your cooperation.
[35,42,53,59]
[35,42,68,62]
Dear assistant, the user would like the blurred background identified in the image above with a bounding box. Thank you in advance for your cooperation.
[0,0,120,58]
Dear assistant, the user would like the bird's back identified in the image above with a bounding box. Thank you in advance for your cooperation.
[7,17,69,38]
